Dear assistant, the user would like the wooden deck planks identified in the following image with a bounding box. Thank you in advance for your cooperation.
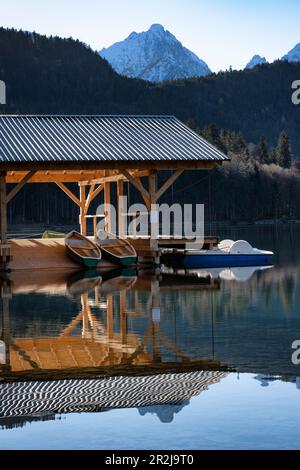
[8,238,115,271]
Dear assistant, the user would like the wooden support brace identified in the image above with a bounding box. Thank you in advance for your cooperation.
[6,170,36,204]
[87,184,104,207]
[121,170,150,208]
[155,169,184,201]
[85,183,95,210]
[56,182,81,207]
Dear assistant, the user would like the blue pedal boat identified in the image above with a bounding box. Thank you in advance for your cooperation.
[162,239,274,269]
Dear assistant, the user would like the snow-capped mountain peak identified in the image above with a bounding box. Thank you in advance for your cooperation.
[99,24,211,83]
[149,23,165,34]
[245,55,267,69]
[282,43,300,62]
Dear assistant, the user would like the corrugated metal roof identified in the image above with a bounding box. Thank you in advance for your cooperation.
[0,115,229,163]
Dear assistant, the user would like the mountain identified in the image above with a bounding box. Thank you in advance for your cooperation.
[1,27,300,154]
[245,54,267,69]
[2,27,300,223]
[282,43,300,62]
[99,24,211,82]
[0,27,147,115]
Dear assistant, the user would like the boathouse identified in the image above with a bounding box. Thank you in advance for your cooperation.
[0,115,229,269]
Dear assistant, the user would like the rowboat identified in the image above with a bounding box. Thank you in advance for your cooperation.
[96,231,137,266]
[65,231,102,268]
[162,239,274,269]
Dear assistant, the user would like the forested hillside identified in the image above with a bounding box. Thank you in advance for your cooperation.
[1,28,300,151]
[1,27,300,224]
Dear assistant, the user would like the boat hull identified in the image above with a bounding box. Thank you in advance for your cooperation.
[66,248,100,268]
[101,248,137,267]
[162,252,273,269]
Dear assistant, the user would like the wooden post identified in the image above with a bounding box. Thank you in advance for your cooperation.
[1,297,10,368]
[104,182,111,233]
[0,172,10,270]
[149,171,160,265]
[106,294,114,362]
[117,179,125,238]
[107,294,114,339]
[93,216,98,237]
[0,172,7,245]
[79,185,86,235]
[151,277,161,363]
[81,294,89,338]
[120,290,127,346]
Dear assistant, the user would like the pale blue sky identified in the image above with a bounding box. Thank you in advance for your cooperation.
[1,0,300,71]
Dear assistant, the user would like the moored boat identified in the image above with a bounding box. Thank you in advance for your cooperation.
[162,239,274,269]
[65,231,102,268]
[96,231,137,266]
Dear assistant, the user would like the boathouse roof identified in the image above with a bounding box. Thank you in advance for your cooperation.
[0,115,228,164]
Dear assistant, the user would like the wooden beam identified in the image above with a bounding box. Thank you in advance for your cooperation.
[6,171,36,204]
[104,182,111,233]
[56,182,81,207]
[121,169,150,208]
[79,170,151,186]
[120,290,127,346]
[117,179,125,238]
[155,169,183,201]
[1,160,223,173]
[107,294,114,340]
[79,173,120,186]
[81,294,90,338]
[1,298,10,364]
[84,183,95,213]
[6,171,108,184]
[149,171,158,252]
[79,185,87,235]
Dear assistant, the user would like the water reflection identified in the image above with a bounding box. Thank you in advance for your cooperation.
[0,371,227,428]
[1,246,300,430]
[0,268,230,379]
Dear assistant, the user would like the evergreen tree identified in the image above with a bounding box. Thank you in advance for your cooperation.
[268,148,277,164]
[200,124,226,153]
[276,131,292,168]
[258,136,269,164]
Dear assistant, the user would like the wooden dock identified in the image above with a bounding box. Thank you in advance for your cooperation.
[4,236,219,272]
[7,238,116,272]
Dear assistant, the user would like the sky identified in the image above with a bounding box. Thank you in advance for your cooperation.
[1,0,300,71]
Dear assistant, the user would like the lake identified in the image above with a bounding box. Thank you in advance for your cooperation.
[1,224,300,450]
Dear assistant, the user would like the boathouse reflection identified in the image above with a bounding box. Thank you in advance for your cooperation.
[3,262,298,382]
[0,269,225,381]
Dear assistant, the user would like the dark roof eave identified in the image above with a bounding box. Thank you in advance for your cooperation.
[0,159,228,173]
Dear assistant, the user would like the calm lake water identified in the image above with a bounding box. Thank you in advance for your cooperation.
[1,224,300,450]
